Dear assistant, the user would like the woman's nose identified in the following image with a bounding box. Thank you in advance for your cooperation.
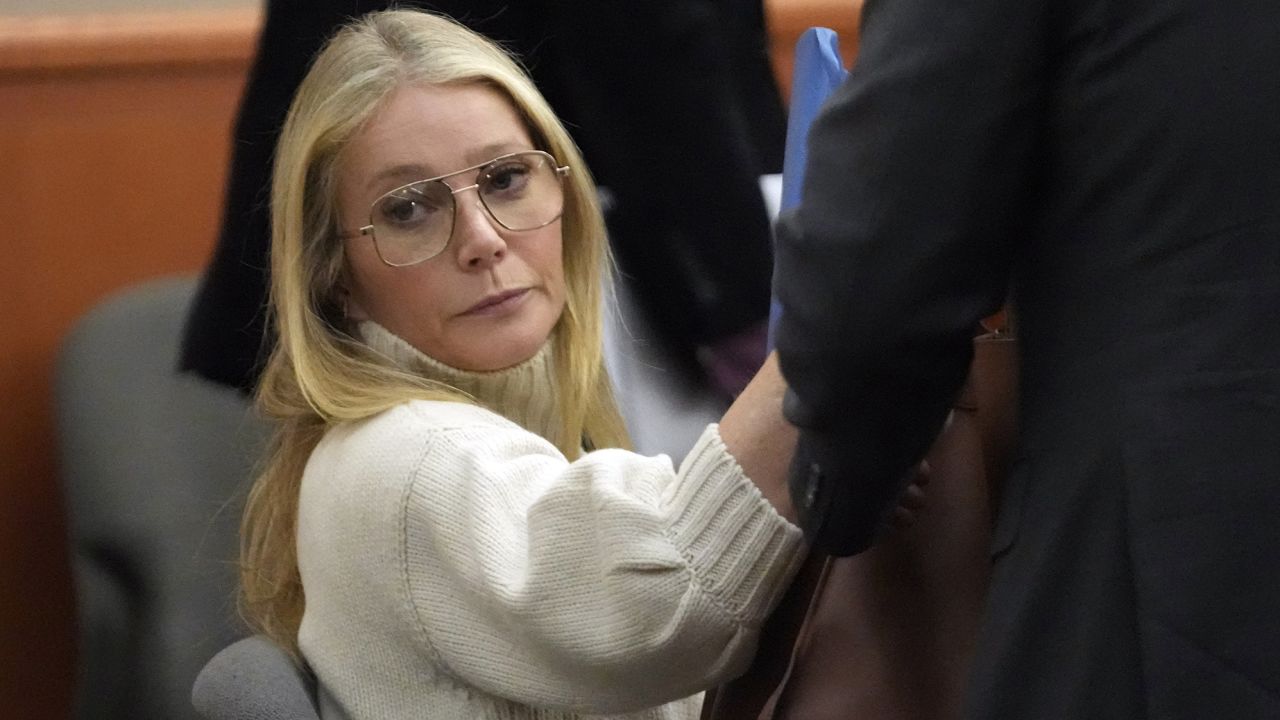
[451,193,507,269]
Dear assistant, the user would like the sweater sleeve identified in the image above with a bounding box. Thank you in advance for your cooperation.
[398,410,805,714]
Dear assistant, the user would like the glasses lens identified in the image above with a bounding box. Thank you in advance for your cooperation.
[365,151,567,267]
[370,180,454,266]
[479,152,565,231]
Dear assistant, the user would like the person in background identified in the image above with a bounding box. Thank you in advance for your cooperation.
[771,0,1280,716]
[180,0,782,408]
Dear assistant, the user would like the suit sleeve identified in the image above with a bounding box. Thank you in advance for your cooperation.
[773,0,1050,554]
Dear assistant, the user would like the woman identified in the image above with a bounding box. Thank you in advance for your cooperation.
[239,9,899,719]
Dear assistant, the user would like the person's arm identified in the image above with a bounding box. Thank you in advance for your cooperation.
[720,352,927,529]
[719,353,798,524]
[774,0,1050,555]
[373,405,804,713]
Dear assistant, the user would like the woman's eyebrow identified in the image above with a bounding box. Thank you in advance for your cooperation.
[366,141,533,191]
[463,141,529,165]
[367,164,431,191]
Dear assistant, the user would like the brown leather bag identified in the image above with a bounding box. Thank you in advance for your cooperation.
[702,330,1018,720]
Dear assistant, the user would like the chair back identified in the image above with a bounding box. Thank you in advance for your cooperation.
[192,635,320,720]
[57,277,267,719]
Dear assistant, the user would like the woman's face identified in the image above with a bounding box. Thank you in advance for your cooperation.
[337,82,567,371]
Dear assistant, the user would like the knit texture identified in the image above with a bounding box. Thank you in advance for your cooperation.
[357,319,560,441]
[296,325,805,720]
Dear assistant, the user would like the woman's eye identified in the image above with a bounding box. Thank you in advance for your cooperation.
[378,191,443,227]
[383,199,423,225]
[484,163,532,196]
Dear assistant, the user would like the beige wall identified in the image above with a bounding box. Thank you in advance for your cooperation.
[0,0,256,15]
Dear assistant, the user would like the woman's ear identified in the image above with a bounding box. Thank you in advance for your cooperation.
[333,259,372,323]
[345,293,371,322]
[334,285,371,323]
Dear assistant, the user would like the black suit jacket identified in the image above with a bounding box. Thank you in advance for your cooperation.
[181,0,783,392]
[773,0,1280,715]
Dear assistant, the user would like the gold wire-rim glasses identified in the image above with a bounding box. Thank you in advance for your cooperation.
[343,150,571,268]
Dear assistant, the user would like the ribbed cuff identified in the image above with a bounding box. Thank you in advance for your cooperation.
[663,424,805,626]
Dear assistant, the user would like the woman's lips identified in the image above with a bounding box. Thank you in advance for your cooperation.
[463,287,530,316]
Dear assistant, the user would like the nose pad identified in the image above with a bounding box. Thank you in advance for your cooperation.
[452,195,507,269]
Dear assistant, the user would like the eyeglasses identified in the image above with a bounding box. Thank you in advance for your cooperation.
[347,150,570,268]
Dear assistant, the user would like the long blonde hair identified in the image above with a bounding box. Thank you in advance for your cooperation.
[240,9,630,654]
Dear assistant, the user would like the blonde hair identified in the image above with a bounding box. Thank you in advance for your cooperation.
[240,9,631,654]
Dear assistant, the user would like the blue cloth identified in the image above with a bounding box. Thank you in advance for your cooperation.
[769,27,849,350]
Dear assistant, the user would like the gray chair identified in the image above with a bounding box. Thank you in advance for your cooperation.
[56,276,268,720]
[192,635,320,720]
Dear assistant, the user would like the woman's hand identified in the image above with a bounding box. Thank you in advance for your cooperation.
[887,460,930,531]
[720,353,932,534]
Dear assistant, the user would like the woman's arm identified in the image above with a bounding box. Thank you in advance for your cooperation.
[718,353,799,524]
[382,406,804,713]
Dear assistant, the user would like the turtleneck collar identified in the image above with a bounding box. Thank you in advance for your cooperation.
[356,320,561,444]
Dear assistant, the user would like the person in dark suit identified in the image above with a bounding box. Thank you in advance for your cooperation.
[771,0,1280,716]
[181,0,782,401]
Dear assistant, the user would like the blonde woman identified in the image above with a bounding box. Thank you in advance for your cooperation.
[238,9,913,719]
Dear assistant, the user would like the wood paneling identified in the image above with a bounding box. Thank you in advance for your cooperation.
[765,0,862,101]
[0,9,256,73]
[0,9,257,718]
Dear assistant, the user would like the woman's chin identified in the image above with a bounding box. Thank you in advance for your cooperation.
[449,331,550,372]
[438,297,561,371]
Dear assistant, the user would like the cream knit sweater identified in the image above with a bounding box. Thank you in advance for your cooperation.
[295,323,805,720]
